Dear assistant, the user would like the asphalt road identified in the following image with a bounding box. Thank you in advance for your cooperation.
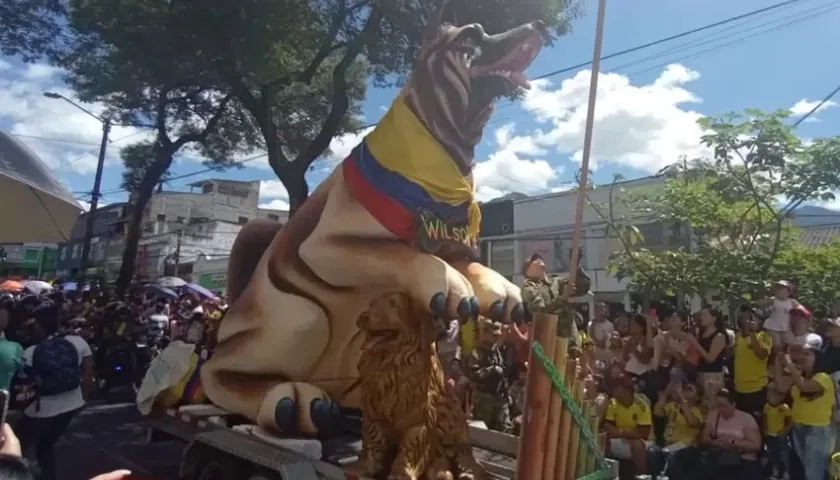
[37,390,183,480]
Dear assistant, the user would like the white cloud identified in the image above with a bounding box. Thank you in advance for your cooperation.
[0,63,154,174]
[789,98,837,123]
[259,199,290,210]
[259,179,288,199]
[472,124,560,202]
[325,126,375,165]
[520,63,709,172]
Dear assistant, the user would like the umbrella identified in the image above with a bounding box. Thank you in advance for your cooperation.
[157,276,187,288]
[185,283,218,299]
[145,284,179,300]
[22,280,53,295]
[0,130,83,243]
[0,280,24,292]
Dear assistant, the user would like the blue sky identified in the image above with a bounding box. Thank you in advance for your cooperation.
[1,0,838,211]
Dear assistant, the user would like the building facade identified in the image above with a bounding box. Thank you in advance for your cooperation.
[56,178,289,281]
[0,243,58,279]
[512,176,680,309]
[477,199,516,280]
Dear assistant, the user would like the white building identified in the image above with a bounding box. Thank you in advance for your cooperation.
[512,175,683,308]
[137,220,243,280]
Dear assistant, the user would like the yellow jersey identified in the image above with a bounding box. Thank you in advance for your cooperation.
[460,318,477,356]
[763,403,791,436]
[663,401,704,446]
[733,332,772,394]
[605,396,652,432]
[791,372,835,427]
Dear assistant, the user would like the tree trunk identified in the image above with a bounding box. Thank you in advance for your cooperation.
[272,158,309,217]
[115,150,173,294]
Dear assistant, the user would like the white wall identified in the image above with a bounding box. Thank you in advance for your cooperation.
[512,176,665,293]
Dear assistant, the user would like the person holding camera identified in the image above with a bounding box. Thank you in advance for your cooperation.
[698,389,763,480]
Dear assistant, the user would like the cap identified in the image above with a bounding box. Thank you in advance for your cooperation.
[774,280,795,291]
[795,333,823,351]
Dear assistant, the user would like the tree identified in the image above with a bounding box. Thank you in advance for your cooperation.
[589,109,840,308]
[1,0,64,61]
[187,0,582,212]
[774,240,840,316]
[60,0,261,292]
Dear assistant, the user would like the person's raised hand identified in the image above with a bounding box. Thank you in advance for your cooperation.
[0,423,21,457]
[90,470,132,480]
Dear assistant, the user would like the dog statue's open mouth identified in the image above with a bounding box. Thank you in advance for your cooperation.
[470,27,543,89]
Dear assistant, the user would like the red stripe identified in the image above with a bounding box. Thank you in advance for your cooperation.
[343,153,416,242]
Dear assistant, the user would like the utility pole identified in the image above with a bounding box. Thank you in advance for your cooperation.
[79,118,111,274]
[173,205,191,277]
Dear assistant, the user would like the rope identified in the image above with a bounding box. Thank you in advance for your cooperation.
[531,341,613,480]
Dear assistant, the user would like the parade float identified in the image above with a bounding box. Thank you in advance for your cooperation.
[139,0,617,478]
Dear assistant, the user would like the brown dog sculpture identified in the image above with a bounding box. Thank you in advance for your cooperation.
[356,293,484,480]
[200,1,546,436]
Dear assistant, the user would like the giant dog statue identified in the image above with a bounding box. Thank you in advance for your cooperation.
[200,2,546,436]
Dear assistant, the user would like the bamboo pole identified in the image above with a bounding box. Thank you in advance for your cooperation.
[564,374,584,480]
[540,337,569,479]
[575,401,591,478]
[553,362,577,480]
[515,313,557,480]
[585,408,601,475]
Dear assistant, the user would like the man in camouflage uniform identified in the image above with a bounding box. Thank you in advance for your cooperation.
[520,253,591,357]
[466,318,512,433]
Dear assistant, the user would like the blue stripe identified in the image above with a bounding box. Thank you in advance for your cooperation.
[353,142,470,222]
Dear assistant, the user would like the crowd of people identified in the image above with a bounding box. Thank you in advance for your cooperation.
[442,254,839,480]
[0,282,226,480]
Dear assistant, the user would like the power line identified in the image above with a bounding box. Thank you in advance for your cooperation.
[793,83,840,126]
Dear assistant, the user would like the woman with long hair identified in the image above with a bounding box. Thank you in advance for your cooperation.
[678,306,728,408]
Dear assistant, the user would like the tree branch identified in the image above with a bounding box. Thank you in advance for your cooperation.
[296,5,382,167]
[173,95,233,149]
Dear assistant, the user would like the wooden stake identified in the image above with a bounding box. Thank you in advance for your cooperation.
[564,375,584,480]
[553,362,577,480]
[576,401,592,478]
[515,313,557,480]
[540,337,568,479]
[586,409,600,474]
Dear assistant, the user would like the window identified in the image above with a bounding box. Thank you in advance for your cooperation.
[637,222,665,248]
[267,214,279,221]
[238,216,249,225]
[157,214,166,222]
[176,216,185,224]
[202,183,214,194]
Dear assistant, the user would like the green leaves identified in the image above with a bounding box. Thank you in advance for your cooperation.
[589,108,840,307]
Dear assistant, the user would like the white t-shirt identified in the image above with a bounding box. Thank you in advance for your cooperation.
[589,320,614,346]
[624,341,653,375]
[23,335,91,418]
[765,298,793,331]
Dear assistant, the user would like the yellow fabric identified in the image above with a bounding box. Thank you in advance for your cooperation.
[365,97,480,243]
[733,332,773,393]
[791,372,835,426]
[606,397,652,432]
[158,352,207,407]
[763,402,791,436]
[664,402,704,446]
[460,318,477,356]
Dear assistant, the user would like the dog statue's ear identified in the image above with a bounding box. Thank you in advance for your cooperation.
[423,0,458,42]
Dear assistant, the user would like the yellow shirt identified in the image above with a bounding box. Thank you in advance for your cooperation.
[763,403,791,436]
[791,372,835,427]
[606,396,652,432]
[460,318,477,356]
[733,332,772,393]
[663,402,704,446]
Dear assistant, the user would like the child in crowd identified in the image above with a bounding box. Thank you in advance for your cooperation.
[758,280,800,351]
[763,389,792,479]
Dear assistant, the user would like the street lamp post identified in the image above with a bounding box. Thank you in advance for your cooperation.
[43,92,111,275]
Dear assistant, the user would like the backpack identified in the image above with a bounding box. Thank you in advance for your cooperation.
[30,336,81,396]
